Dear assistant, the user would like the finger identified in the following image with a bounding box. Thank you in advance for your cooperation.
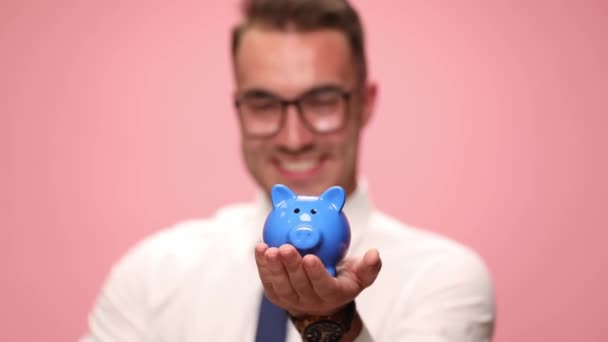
[353,248,382,288]
[279,245,318,301]
[254,243,273,279]
[254,242,269,266]
[263,283,281,305]
[265,247,299,302]
[302,254,337,301]
[254,243,277,295]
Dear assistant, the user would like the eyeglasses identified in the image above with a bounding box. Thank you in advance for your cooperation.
[235,86,352,138]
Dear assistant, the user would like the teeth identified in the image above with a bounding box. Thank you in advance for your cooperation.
[280,160,318,172]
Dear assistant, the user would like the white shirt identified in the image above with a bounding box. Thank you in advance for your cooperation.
[82,184,495,341]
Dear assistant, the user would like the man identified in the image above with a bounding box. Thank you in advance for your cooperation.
[83,0,495,341]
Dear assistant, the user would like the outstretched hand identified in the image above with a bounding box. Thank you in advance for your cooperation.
[254,242,382,317]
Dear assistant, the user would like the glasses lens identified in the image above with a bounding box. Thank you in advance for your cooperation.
[300,89,347,133]
[239,96,282,136]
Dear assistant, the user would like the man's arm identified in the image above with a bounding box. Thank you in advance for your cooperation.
[255,241,494,342]
[80,246,149,342]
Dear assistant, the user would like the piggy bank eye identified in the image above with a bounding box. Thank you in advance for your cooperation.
[293,208,300,214]
[310,209,317,214]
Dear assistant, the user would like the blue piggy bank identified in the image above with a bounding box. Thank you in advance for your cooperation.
[263,184,351,277]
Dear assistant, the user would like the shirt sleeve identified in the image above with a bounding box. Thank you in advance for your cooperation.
[79,243,151,342]
[386,247,496,342]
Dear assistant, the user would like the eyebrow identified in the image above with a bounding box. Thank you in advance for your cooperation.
[240,89,277,99]
[239,83,345,100]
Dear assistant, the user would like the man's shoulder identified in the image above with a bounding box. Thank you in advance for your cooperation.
[368,210,474,254]
[109,202,259,279]
[366,210,492,286]
[138,202,255,247]
[357,210,495,338]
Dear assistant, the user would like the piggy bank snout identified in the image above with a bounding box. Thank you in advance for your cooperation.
[298,212,312,222]
[288,226,321,251]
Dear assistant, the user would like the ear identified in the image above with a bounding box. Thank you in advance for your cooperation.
[360,81,378,128]
[320,186,346,212]
[271,184,296,208]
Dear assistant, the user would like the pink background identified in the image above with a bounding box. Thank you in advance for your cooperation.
[2,1,607,341]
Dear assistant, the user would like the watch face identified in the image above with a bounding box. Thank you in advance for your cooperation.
[303,321,345,342]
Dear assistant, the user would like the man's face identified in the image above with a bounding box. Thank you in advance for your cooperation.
[233,26,376,196]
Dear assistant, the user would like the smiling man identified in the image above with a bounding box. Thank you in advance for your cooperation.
[234,24,370,198]
[83,1,495,341]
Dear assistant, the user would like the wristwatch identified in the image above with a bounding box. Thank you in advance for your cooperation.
[289,301,356,342]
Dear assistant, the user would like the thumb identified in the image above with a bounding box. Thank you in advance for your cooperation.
[354,248,382,288]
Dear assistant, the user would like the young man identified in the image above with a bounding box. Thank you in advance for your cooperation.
[83,1,495,341]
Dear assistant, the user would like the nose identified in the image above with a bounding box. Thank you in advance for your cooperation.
[299,213,312,222]
[275,104,314,149]
[288,226,321,251]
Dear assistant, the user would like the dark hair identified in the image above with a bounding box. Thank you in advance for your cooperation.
[231,0,367,82]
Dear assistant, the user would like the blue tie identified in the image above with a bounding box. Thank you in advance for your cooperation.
[255,294,288,342]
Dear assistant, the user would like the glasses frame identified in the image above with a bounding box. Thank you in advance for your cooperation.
[235,86,353,138]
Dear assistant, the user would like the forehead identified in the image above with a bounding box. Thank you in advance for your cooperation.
[234,27,356,96]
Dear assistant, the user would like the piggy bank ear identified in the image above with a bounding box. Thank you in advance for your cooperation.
[320,186,346,211]
[271,184,296,208]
